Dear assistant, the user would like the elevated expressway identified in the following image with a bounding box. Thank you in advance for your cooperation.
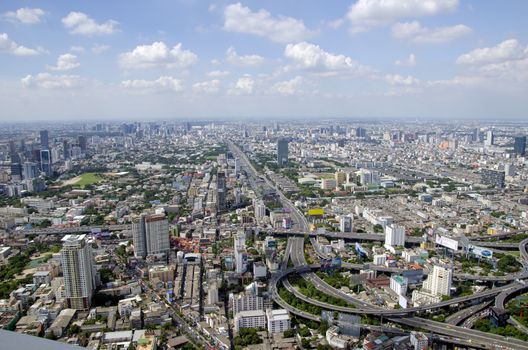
[231,141,528,349]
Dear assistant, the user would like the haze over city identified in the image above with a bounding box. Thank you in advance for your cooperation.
[1,0,528,120]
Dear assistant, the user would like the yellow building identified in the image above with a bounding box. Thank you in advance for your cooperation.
[148,265,175,283]
[334,172,346,186]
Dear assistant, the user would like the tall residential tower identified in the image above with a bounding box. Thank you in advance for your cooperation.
[61,234,96,310]
[133,213,170,258]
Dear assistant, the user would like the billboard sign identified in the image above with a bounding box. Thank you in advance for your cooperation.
[435,235,459,251]
[468,244,493,259]
[355,242,366,257]
[331,257,342,269]
[308,208,325,216]
[320,257,342,271]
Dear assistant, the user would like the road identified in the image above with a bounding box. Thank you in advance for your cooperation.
[445,301,492,325]
[232,141,528,349]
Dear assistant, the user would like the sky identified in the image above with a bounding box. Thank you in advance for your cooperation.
[0,0,527,121]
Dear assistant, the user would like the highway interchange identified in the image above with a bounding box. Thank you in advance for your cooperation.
[229,141,528,350]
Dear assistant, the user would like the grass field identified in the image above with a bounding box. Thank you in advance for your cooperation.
[61,172,104,188]
[76,172,103,187]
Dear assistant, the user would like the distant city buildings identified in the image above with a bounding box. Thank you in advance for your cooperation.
[514,136,526,156]
[481,169,505,188]
[277,139,288,166]
[485,130,494,146]
[40,130,49,150]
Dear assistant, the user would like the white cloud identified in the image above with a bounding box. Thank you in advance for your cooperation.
[4,7,45,24]
[207,70,230,78]
[454,39,528,82]
[193,79,220,93]
[92,44,110,54]
[120,76,184,92]
[21,73,87,89]
[62,12,118,35]
[70,46,85,53]
[392,21,471,44]
[47,53,80,71]
[0,32,40,56]
[427,75,485,87]
[456,39,527,65]
[119,42,197,69]
[284,42,369,74]
[394,53,416,66]
[226,47,264,66]
[347,0,459,33]
[223,2,316,43]
[270,76,304,95]
[327,19,344,29]
[228,75,254,95]
[385,74,420,86]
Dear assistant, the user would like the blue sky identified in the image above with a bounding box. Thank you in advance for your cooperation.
[0,0,527,121]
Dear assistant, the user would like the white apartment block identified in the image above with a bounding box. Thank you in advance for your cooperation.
[266,309,291,334]
[232,293,263,314]
[422,265,452,296]
[385,224,405,248]
[234,310,266,332]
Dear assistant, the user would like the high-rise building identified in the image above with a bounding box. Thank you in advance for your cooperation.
[22,162,38,180]
[422,264,452,296]
[355,127,366,137]
[39,149,52,176]
[234,157,240,176]
[505,164,516,177]
[514,136,526,156]
[78,135,87,152]
[334,171,346,187]
[61,234,96,310]
[480,169,505,188]
[132,213,170,258]
[217,171,226,210]
[10,162,22,180]
[277,139,288,166]
[385,224,405,248]
[254,200,267,221]
[340,215,353,233]
[234,232,247,274]
[63,140,70,160]
[9,140,22,179]
[485,130,494,146]
[472,128,481,142]
[358,169,380,186]
[40,130,49,149]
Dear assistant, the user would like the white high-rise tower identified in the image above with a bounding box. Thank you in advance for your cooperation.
[61,234,96,310]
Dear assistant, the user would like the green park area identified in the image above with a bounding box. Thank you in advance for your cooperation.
[76,173,103,187]
[62,172,104,188]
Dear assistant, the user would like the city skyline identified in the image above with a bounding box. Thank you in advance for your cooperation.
[1,0,528,120]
